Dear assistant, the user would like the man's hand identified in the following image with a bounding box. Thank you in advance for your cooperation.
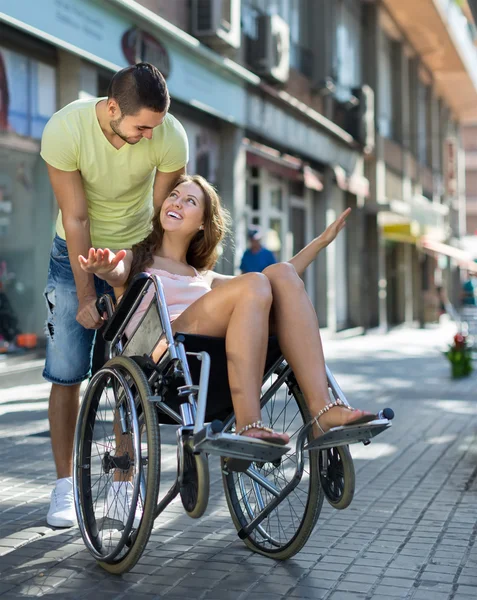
[319,208,351,247]
[79,248,127,275]
[76,294,102,329]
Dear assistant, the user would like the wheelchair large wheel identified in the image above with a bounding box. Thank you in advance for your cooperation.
[222,369,323,559]
[74,356,160,574]
[319,445,355,510]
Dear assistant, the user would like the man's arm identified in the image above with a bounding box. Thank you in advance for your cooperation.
[46,164,102,329]
[152,167,186,212]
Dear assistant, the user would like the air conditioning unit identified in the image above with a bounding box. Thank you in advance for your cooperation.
[249,14,290,84]
[347,85,375,154]
[191,0,241,50]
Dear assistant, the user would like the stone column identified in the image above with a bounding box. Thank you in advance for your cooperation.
[57,51,82,109]
[216,122,246,275]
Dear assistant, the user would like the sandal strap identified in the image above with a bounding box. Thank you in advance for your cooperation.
[312,399,354,433]
[236,420,275,436]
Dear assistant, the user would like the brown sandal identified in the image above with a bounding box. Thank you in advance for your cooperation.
[225,420,289,472]
[312,399,376,435]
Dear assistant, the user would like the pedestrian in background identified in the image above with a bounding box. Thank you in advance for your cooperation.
[462,274,477,306]
[240,227,277,274]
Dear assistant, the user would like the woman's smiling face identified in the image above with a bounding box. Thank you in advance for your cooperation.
[160,181,205,236]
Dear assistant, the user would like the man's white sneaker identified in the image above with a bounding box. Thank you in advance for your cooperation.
[46,477,76,528]
[106,481,142,529]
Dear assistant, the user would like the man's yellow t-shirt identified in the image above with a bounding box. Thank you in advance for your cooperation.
[40,97,189,248]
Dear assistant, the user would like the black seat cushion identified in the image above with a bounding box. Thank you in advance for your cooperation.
[158,334,283,425]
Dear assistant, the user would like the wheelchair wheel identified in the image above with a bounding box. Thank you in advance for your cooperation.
[319,445,355,510]
[74,356,160,574]
[222,369,323,559]
[180,445,210,519]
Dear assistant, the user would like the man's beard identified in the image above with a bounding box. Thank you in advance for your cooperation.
[110,117,140,144]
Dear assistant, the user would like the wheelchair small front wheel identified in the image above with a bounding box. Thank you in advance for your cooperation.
[319,445,355,510]
[180,446,209,519]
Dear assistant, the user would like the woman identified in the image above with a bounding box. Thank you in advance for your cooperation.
[79,174,375,448]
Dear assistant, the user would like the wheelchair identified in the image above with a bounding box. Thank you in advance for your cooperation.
[73,273,392,574]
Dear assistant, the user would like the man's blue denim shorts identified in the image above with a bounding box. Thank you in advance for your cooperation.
[43,235,113,385]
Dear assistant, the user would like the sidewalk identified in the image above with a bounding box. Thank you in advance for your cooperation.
[0,321,476,599]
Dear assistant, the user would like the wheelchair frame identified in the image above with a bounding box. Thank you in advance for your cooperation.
[74,272,391,573]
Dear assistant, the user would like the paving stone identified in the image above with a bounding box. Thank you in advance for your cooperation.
[411,591,451,600]
[372,584,411,597]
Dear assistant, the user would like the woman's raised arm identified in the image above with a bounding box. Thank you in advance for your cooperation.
[288,208,351,277]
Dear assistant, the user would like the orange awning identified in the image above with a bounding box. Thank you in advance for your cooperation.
[420,238,477,272]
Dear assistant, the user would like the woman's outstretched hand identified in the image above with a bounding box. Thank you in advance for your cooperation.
[78,248,127,275]
[318,208,351,247]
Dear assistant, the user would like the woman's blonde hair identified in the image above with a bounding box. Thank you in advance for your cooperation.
[129,174,231,281]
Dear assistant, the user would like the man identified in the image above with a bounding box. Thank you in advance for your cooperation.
[240,227,277,273]
[41,62,188,527]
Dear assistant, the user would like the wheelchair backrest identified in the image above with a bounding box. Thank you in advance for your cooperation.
[122,297,163,358]
[102,272,176,361]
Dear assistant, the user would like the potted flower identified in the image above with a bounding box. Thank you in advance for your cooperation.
[445,333,473,378]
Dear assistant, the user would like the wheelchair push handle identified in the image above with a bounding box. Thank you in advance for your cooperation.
[96,296,107,315]
[96,295,114,321]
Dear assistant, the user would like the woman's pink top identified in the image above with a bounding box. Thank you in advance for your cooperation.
[125,266,211,337]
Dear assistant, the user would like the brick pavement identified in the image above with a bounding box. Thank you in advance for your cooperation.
[0,321,476,599]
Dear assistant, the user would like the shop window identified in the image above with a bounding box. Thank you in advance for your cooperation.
[247,183,260,210]
[0,46,56,139]
[98,71,112,97]
[269,217,283,253]
[417,82,432,167]
[378,34,400,141]
[270,188,282,210]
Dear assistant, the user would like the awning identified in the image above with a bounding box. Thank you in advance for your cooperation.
[303,165,324,192]
[419,237,477,272]
[334,166,370,198]
[383,222,421,244]
[244,139,324,191]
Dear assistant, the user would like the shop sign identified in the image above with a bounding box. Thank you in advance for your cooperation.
[0,0,246,124]
[444,137,458,197]
[0,0,131,69]
[122,27,171,79]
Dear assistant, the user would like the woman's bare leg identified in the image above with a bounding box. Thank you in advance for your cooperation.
[263,263,372,436]
[170,273,288,442]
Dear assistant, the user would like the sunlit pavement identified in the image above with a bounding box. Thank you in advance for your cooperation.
[0,319,476,600]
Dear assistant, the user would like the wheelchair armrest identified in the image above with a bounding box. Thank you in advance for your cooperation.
[102,272,152,343]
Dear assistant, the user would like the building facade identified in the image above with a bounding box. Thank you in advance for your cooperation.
[0,0,476,339]
[463,124,477,236]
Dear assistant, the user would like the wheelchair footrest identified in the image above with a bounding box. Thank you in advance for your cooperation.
[194,424,290,462]
[304,419,391,451]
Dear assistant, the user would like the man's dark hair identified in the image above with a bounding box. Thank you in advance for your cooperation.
[107,62,170,116]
